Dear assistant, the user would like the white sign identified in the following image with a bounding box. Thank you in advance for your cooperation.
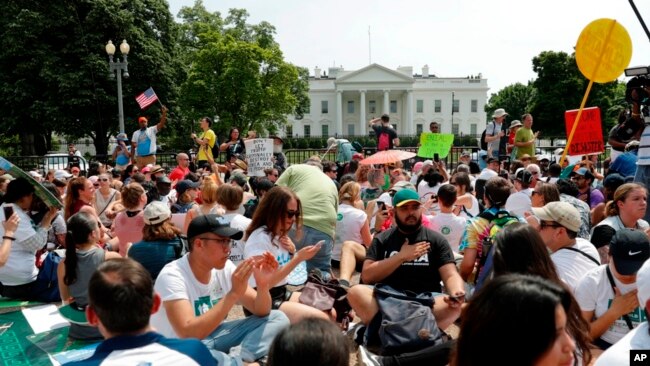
[244,138,274,177]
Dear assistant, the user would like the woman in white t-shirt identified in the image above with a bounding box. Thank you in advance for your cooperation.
[334,182,372,288]
[576,229,650,351]
[243,186,327,323]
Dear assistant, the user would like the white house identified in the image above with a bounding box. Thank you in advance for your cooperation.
[286,63,490,138]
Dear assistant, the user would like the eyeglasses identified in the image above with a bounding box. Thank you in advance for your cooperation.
[199,237,232,247]
[99,178,109,182]
[540,221,563,230]
[286,210,300,219]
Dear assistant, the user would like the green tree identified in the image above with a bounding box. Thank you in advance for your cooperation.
[177,4,309,139]
[0,0,182,155]
[486,82,534,124]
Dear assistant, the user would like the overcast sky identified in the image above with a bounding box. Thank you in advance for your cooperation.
[168,0,650,94]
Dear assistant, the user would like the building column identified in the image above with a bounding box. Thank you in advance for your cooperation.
[336,90,343,137]
[406,90,413,135]
[359,90,366,136]
[383,90,390,115]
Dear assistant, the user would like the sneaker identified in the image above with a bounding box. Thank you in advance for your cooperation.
[345,322,365,349]
[358,345,382,366]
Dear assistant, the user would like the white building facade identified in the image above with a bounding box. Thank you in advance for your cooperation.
[286,63,490,138]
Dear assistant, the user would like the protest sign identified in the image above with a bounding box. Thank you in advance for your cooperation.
[417,133,454,158]
[244,139,274,177]
[564,107,604,156]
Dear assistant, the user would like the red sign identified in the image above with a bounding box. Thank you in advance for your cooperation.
[564,107,604,156]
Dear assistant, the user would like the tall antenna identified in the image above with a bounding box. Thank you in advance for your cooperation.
[368,26,372,64]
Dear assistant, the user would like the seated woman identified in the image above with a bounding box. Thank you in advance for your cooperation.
[57,212,121,339]
[215,184,252,266]
[333,182,372,288]
[449,172,479,219]
[243,186,328,324]
[112,183,147,256]
[128,201,185,280]
[0,178,58,300]
[454,274,581,366]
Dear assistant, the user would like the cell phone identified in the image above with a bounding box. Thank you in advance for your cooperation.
[3,206,13,220]
[377,201,386,211]
[433,153,440,162]
[449,294,465,303]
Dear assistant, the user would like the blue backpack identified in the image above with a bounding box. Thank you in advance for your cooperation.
[33,251,62,303]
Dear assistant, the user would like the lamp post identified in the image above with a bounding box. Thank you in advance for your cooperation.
[105,39,130,134]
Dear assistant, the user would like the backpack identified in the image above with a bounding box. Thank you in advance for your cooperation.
[33,250,62,303]
[479,122,495,151]
[378,132,390,151]
[210,136,220,160]
[473,208,519,291]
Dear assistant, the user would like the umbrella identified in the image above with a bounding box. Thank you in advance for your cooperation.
[359,150,416,165]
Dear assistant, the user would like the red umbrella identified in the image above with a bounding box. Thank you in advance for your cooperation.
[359,150,416,165]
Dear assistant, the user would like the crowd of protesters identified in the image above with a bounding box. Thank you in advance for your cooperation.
[1,107,650,366]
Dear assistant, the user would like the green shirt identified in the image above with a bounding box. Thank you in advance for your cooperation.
[275,164,338,238]
[515,127,535,158]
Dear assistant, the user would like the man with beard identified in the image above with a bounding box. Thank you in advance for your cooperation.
[270,136,288,173]
[347,188,465,333]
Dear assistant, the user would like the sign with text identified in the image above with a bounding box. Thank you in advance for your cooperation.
[244,139,274,177]
[564,107,603,156]
[417,133,454,158]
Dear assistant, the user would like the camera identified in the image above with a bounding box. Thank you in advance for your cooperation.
[616,67,650,141]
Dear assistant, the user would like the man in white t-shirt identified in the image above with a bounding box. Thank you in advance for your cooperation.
[595,258,650,365]
[532,201,600,292]
[484,108,508,158]
[428,184,466,254]
[131,105,168,168]
[150,214,289,364]
[505,169,533,218]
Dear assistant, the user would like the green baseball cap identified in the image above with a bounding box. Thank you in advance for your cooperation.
[392,189,420,207]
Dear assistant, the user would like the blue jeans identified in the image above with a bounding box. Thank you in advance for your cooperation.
[634,165,650,222]
[202,310,289,365]
[290,225,333,279]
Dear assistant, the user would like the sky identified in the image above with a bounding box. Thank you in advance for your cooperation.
[167,0,650,93]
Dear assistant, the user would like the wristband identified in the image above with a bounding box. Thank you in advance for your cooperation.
[2,236,15,241]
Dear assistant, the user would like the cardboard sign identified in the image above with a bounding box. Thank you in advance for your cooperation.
[244,139,274,177]
[564,107,603,156]
[417,133,454,158]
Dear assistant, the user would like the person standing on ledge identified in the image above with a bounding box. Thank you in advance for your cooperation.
[369,114,399,151]
[131,105,168,169]
[191,117,217,170]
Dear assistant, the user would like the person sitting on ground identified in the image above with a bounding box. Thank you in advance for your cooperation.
[531,202,600,293]
[557,179,591,239]
[505,169,534,217]
[347,188,464,350]
[530,181,560,208]
[183,179,224,235]
[95,173,120,229]
[243,186,329,324]
[428,184,467,255]
[591,173,625,227]
[449,172,479,219]
[150,214,290,364]
[58,212,122,340]
[453,274,584,366]
[65,258,216,366]
[216,184,252,266]
[595,258,650,365]
[171,180,200,214]
[267,318,349,366]
[571,168,604,209]
[112,183,147,256]
[334,182,372,288]
[128,201,185,280]
[0,178,58,300]
[244,177,275,219]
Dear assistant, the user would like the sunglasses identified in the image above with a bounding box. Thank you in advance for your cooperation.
[286,210,300,219]
[540,221,562,229]
[99,178,109,182]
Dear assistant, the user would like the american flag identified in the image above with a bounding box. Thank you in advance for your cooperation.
[135,87,158,109]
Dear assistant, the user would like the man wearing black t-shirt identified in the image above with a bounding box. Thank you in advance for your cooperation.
[369,114,399,151]
[347,188,465,330]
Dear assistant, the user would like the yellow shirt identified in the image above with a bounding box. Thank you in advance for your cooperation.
[197,129,216,161]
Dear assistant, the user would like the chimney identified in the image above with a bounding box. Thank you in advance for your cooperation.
[314,66,321,79]
[422,64,429,78]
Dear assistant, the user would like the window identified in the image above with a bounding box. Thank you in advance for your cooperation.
[416,124,423,135]
[471,100,478,113]
[347,101,354,114]
[470,123,477,135]
[369,100,376,114]
[452,124,459,135]
[434,100,441,113]
[348,124,355,136]
[452,100,459,113]
[321,125,329,137]
[416,100,423,113]
[321,101,328,114]
[390,100,397,113]
[304,125,311,138]
[286,125,293,138]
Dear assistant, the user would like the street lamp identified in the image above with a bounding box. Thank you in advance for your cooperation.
[105,39,130,134]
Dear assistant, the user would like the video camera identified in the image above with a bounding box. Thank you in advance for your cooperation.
[616,66,650,141]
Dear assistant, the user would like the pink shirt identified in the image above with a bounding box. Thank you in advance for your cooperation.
[113,210,145,256]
